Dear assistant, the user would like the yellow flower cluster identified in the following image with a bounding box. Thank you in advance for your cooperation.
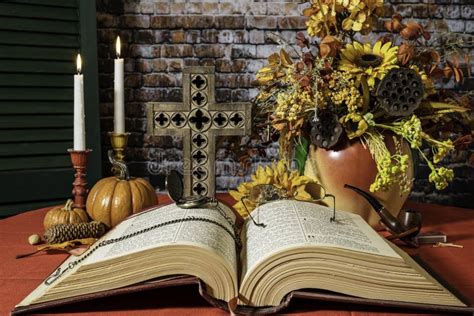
[398,115,423,148]
[370,153,411,193]
[429,167,454,190]
[306,0,383,38]
[433,139,453,164]
[229,160,319,217]
[379,115,423,149]
[325,71,364,112]
[275,89,313,122]
[365,136,412,193]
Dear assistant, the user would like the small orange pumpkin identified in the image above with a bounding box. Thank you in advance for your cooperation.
[86,151,158,228]
[43,199,89,230]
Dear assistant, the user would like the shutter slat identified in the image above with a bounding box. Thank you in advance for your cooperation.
[0,30,79,47]
[0,17,78,34]
[0,168,73,207]
[0,74,72,87]
[0,60,75,74]
[0,141,71,156]
[3,0,77,9]
[0,3,78,21]
[0,115,72,128]
[0,102,72,114]
[0,155,70,171]
[0,128,73,142]
[0,87,73,100]
[0,60,74,74]
[0,45,76,61]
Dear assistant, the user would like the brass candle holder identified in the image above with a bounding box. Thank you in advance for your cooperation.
[108,132,131,175]
[68,148,92,209]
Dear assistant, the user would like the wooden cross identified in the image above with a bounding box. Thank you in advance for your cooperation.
[146,66,252,197]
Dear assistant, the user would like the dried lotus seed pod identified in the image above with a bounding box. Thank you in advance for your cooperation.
[376,68,424,117]
[310,109,343,149]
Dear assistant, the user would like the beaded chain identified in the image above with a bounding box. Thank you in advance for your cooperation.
[45,205,241,286]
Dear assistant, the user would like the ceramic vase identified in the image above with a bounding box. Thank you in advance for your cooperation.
[304,137,414,229]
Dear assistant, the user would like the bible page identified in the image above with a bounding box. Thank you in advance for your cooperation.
[83,202,238,269]
[241,200,400,277]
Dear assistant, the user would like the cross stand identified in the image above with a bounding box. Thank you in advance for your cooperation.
[146,66,252,197]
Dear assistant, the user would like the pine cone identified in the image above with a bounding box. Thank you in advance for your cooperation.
[376,68,424,117]
[310,109,343,149]
[43,221,107,244]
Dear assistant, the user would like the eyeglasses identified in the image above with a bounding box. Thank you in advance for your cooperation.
[241,183,336,227]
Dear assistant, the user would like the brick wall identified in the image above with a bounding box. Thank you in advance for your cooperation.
[96,0,473,208]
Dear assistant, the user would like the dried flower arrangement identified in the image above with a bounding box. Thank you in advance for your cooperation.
[252,0,472,194]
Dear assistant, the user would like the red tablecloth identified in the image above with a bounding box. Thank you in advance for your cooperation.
[1,194,473,315]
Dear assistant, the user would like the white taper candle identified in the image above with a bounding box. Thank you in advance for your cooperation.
[73,53,86,151]
[114,36,125,133]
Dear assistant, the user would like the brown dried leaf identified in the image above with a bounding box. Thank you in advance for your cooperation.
[280,49,293,67]
[446,59,464,82]
[428,66,444,78]
[296,61,306,72]
[400,21,424,40]
[385,14,405,33]
[418,50,441,73]
[377,34,393,44]
[464,54,472,77]
[303,7,317,17]
[397,42,414,65]
[299,75,311,88]
[319,36,342,58]
[453,134,473,150]
[268,53,280,66]
[296,32,309,48]
[272,120,287,131]
[442,66,453,78]
[303,52,314,68]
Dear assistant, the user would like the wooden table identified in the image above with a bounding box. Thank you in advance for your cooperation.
[1,195,473,315]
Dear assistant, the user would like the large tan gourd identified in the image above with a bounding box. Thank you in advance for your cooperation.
[86,152,158,228]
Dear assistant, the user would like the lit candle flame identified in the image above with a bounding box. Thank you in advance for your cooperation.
[76,53,82,74]
[116,36,121,58]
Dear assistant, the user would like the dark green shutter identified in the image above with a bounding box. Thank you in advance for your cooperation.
[0,0,101,216]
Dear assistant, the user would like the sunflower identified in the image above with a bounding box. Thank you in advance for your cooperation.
[338,41,398,87]
[229,160,318,218]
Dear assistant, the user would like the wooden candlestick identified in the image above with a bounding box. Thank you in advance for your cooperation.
[109,132,130,176]
[68,149,92,209]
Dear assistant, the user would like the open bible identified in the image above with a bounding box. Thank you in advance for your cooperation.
[14,200,471,314]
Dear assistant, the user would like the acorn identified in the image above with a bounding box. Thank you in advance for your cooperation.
[28,234,42,245]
